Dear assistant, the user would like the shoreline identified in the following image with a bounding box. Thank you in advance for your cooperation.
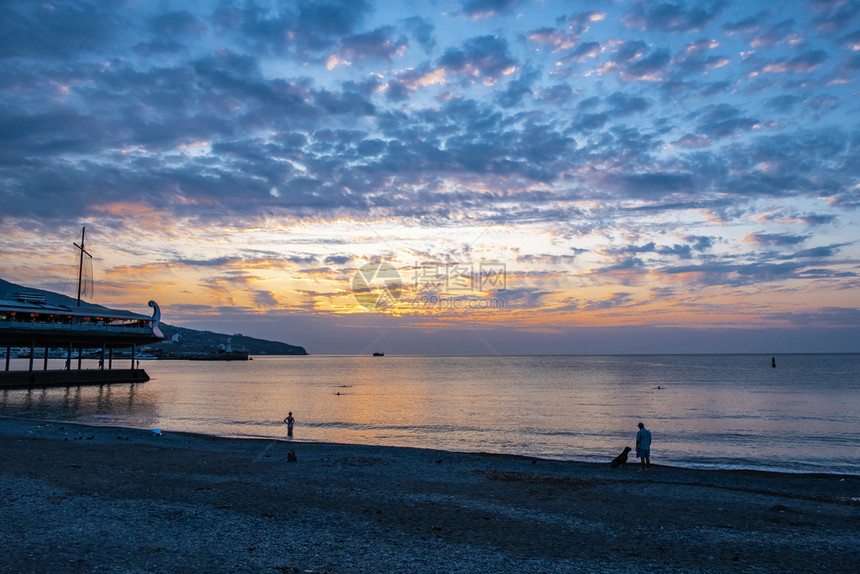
[2,416,858,573]
[4,413,857,478]
[7,413,860,479]
[3,352,856,477]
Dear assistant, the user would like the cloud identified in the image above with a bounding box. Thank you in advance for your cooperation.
[839,52,860,75]
[696,103,758,138]
[765,307,860,327]
[609,242,695,259]
[674,134,713,148]
[574,112,610,131]
[726,17,800,48]
[252,290,279,308]
[798,214,838,226]
[0,0,122,59]
[338,26,408,63]
[688,236,715,251]
[611,44,673,82]
[606,91,651,115]
[539,84,575,104]
[495,65,541,107]
[766,94,801,112]
[789,245,841,259]
[760,50,829,74]
[150,10,207,39]
[798,268,857,279]
[672,38,730,73]
[581,292,635,311]
[623,1,723,33]
[527,11,606,54]
[460,0,523,19]
[175,256,243,268]
[437,35,517,84]
[403,16,436,53]
[810,3,860,34]
[723,14,762,36]
[663,260,807,286]
[599,172,695,198]
[212,0,373,56]
[744,232,808,246]
[133,38,188,57]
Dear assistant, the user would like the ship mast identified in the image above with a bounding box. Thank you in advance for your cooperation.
[73,226,92,307]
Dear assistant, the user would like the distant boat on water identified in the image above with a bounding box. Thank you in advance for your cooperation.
[372,352,384,356]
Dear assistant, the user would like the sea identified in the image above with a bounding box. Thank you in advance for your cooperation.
[1,354,858,475]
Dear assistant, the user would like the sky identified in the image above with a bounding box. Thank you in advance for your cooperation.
[1,0,859,355]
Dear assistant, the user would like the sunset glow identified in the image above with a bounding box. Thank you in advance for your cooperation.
[1,0,858,354]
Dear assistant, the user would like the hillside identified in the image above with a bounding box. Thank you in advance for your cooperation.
[146,324,307,356]
[0,278,308,356]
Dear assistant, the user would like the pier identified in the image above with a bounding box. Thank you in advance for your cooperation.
[0,293,163,389]
[1,228,165,388]
[0,368,149,389]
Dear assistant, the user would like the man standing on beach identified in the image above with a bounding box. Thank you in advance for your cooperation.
[636,422,651,472]
[284,412,294,438]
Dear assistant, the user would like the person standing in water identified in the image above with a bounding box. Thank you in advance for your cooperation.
[284,412,295,438]
[636,422,652,472]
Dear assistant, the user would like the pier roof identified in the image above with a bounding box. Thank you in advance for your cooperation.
[0,299,151,321]
[0,299,162,348]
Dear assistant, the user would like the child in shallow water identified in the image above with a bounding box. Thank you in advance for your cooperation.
[284,412,295,437]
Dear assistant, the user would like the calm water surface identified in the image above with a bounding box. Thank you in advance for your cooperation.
[2,354,858,474]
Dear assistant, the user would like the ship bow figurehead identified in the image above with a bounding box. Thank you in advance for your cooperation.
[148,300,164,339]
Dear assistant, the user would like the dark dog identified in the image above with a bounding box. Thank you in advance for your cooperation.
[610,446,632,468]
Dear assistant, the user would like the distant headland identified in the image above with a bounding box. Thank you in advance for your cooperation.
[149,323,308,357]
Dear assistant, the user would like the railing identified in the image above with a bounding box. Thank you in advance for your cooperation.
[0,320,154,335]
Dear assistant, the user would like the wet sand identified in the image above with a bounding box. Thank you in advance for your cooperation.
[1,417,857,573]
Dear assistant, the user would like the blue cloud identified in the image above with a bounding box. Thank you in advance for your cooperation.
[623,1,723,33]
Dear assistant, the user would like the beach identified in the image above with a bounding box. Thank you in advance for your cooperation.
[1,417,857,573]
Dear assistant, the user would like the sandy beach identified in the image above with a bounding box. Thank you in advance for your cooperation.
[1,417,857,573]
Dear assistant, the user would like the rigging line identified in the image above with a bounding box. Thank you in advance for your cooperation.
[354,214,399,255]
[81,255,94,299]
[462,211,508,256]
[60,268,76,298]
[464,223,494,253]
